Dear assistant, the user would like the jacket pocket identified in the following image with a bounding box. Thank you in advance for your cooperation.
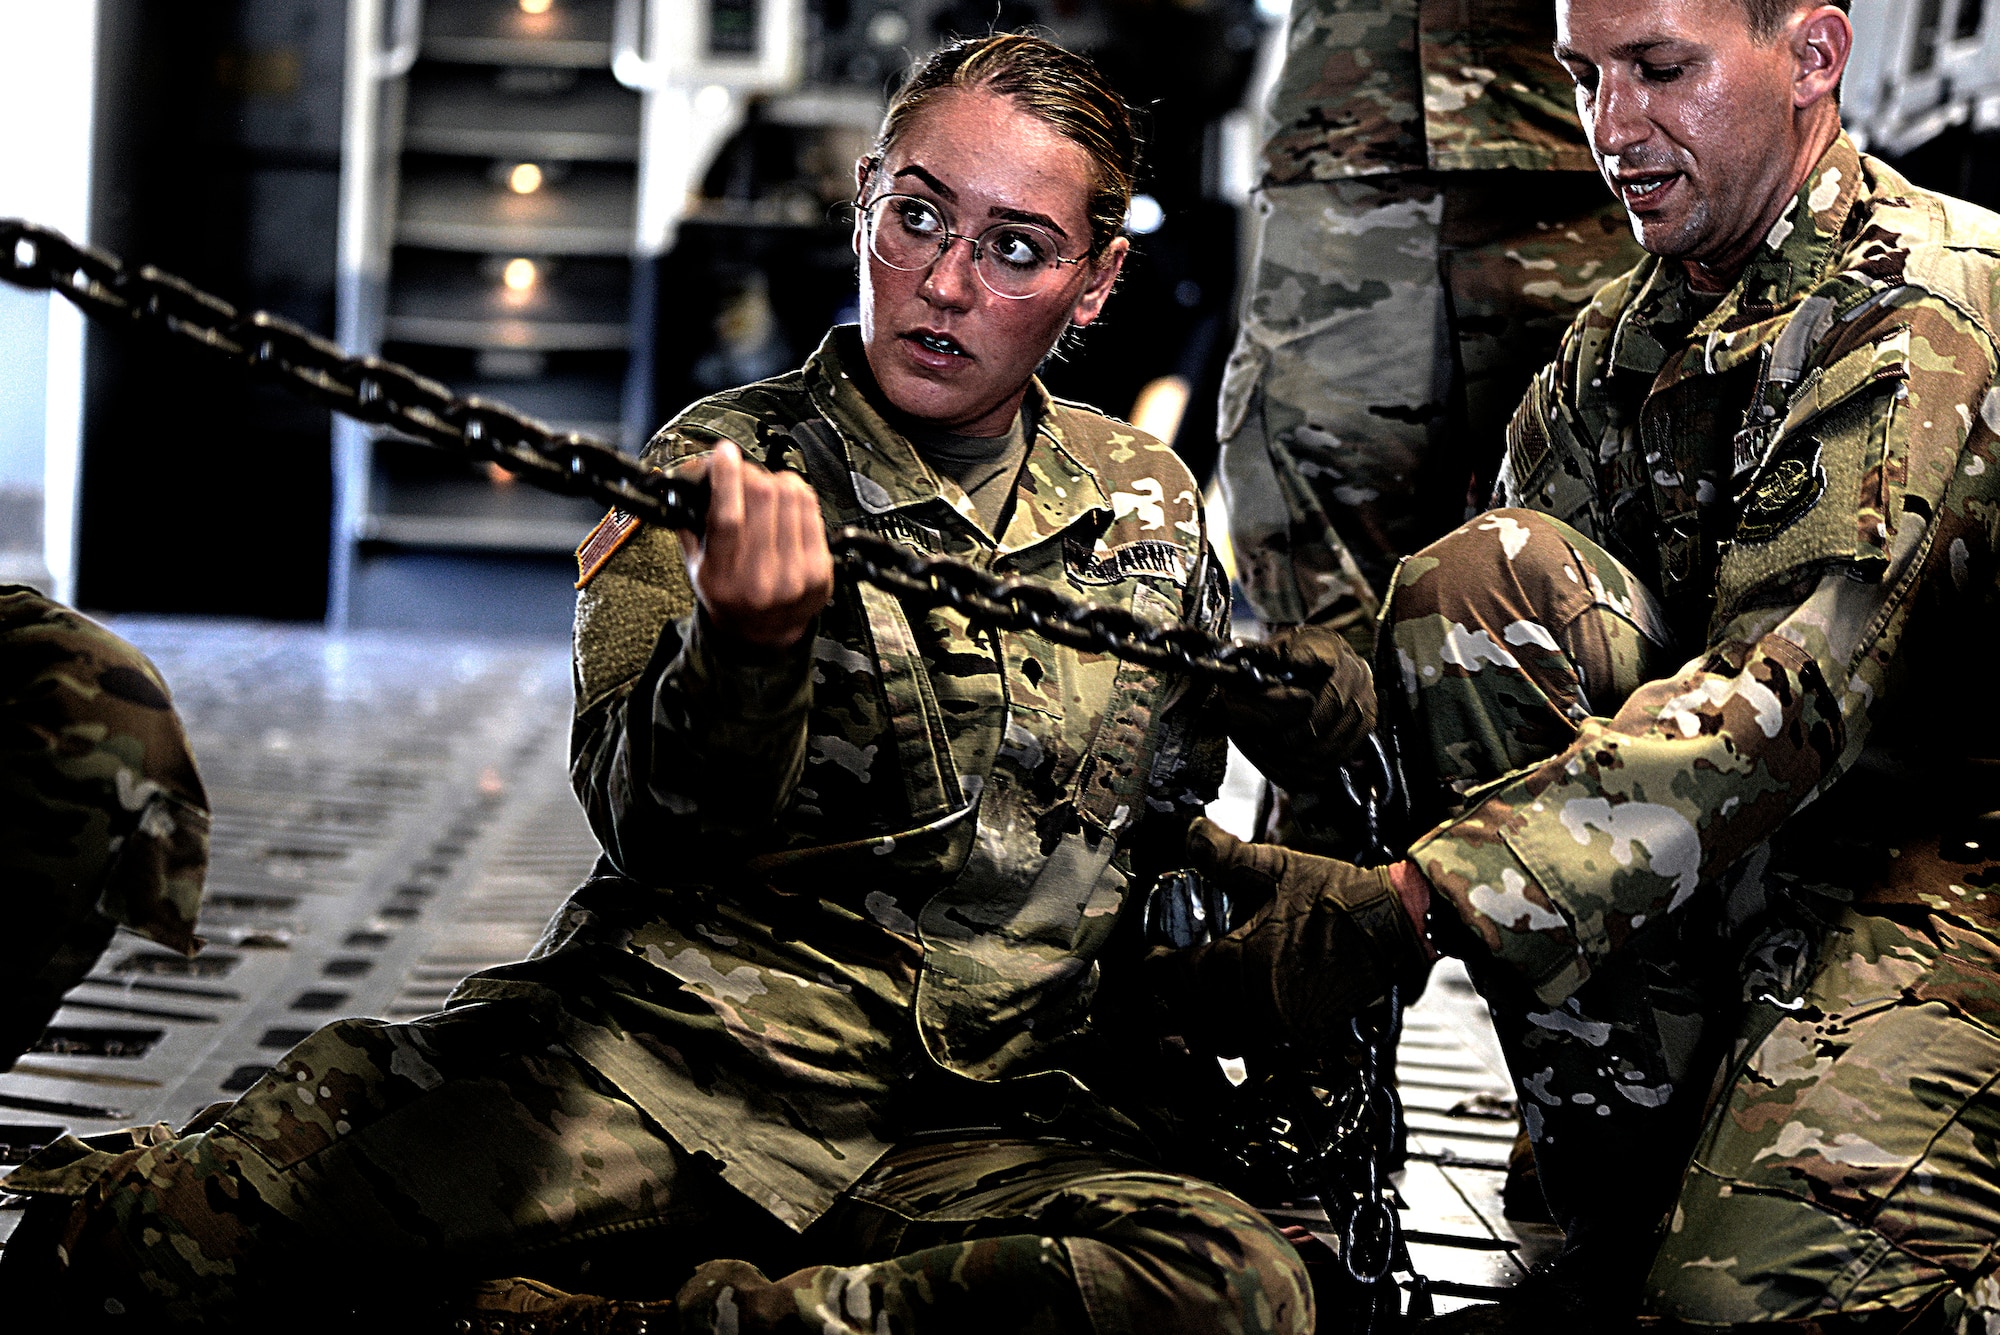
[1714,350,1908,619]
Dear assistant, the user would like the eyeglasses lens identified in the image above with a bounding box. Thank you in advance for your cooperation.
[865,196,1062,299]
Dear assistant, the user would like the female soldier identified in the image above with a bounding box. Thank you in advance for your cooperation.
[1,33,1372,1335]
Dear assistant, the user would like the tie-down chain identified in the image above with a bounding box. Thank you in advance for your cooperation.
[1,218,1292,688]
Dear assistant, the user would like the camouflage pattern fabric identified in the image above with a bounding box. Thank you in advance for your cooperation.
[1381,137,2000,1325]
[1219,173,1445,635]
[678,1137,1311,1335]
[1413,0,1598,174]
[1260,0,1596,185]
[1438,175,1645,504]
[0,1013,1309,1333]
[0,1003,738,1322]
[1648,908,2000,1331]
[1221,0,1640,634]
[1382,510,1672,815]
[1411,137,2000,1007]
[0,585,210,1068]
[1217,173,1641,632]
[545,324,1243,1227]
[1382,510,1803,1302]
[0,327,1323,1331]
[1259,0,1425,186]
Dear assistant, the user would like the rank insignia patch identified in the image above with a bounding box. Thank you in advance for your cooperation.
[575,508,642,588]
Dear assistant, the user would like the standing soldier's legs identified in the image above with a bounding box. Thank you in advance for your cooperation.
[1218,174,1448,640]
[679,1137,1314,1335]
[1384,512,1738,1297]
[1646,907,2000,1331]
[1217,173,1638,645]
[1437,175,1645,506]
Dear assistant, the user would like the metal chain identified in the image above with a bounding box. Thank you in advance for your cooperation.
[837,529,1290,682]
[1145,865,1427,1326]
[1342,996,1399,1287]
[1,218,1291,687]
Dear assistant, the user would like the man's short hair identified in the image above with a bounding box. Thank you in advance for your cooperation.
[1742,0,1853,42]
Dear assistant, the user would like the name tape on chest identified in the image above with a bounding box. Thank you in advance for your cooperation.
[1062,538,1190,586]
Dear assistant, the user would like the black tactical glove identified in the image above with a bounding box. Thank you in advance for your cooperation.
[1221,623,1375,790]
[1146,818,1432,1056]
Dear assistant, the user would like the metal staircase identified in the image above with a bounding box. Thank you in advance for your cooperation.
[331,0,646,632]
[329,0,803,633]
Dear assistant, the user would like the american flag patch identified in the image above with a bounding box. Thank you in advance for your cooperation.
[575,508,642,588]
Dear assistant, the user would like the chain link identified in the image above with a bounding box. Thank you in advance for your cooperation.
[2,218,1290,687]
[1342,989,1405,1289]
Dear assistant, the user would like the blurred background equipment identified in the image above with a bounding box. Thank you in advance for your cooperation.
[60,1,348,622]
[645,0,1272,500]
[1845,0,2000,204]
[330,0,802,634]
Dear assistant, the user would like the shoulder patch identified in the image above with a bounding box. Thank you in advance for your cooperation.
[576,508,643,588]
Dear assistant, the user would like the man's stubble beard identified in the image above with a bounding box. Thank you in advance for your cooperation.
[1634,190,1713,261]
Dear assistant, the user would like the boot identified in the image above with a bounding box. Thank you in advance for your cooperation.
[1500,1127,1555,1225]
[442,1276,673,1334]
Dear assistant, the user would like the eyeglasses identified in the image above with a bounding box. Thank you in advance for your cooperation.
[858,193,1086,300]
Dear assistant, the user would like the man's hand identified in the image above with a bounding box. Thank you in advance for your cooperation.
[1221,624,1376,789]
[674,441,835,651]
[1145,818,1435,1056]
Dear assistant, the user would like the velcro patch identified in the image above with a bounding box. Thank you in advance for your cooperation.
[575,508,642,588]
[1064,537,1190,585]
[857,511,944,553]
[1736,438,1828,545]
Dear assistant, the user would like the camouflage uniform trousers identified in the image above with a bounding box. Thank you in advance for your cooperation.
[0,1000,1312,1334]
[1217,173,1642,640]
[1384,511,2000,1328]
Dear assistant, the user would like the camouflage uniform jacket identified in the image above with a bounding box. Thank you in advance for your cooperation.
[1262,0,1595,184]
[455,327,1233,1230]
[1411,136,2000,1002]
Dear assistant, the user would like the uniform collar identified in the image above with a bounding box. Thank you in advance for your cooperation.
[1608,133,1868,381]
[801,325,1112,551]
[991,396,1118,559]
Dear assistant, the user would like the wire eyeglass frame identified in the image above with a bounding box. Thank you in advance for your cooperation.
[858,193,1089,300]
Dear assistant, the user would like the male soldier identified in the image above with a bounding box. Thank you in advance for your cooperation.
[1165,0,2000,1326]
[1218,0,1645,644]
[0,584,210,1066]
